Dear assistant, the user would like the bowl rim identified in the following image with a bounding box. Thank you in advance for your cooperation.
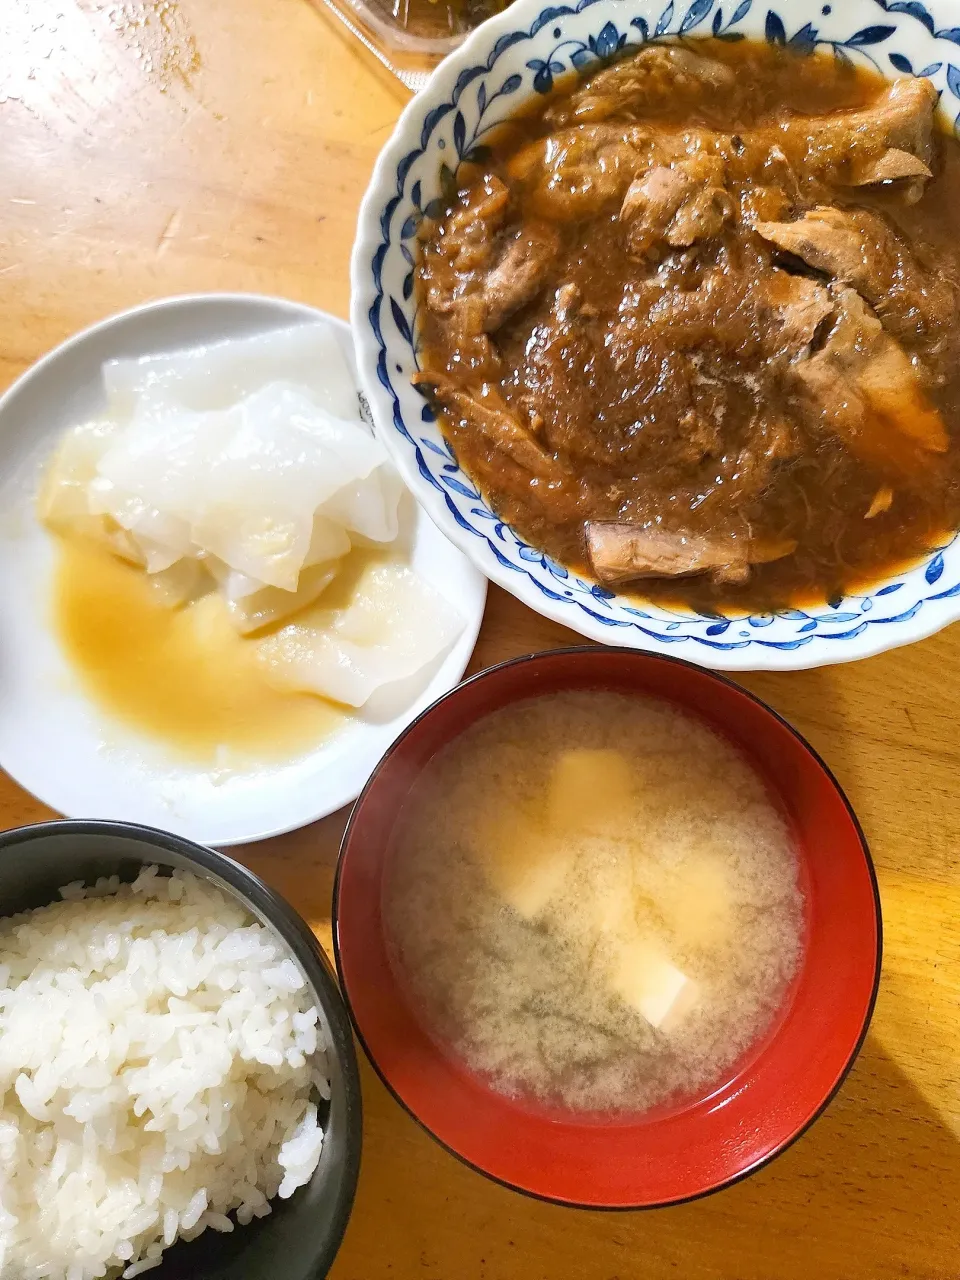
[0,291,486,846]
[0,817,363,1276]
[349,0,960,671]
[333,645,883,1209]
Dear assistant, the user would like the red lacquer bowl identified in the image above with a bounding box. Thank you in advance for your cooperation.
[334,648,881,1208]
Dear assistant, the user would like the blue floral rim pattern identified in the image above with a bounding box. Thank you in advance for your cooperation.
[353,0,960,663]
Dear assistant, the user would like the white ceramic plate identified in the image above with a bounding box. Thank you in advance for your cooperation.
[0,294,486,845]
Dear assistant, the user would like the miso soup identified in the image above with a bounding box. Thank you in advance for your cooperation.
[383,690,804,1113]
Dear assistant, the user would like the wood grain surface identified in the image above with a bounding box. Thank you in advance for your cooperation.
[2,2,959,1276]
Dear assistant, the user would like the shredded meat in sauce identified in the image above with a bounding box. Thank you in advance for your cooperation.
[414,41,960,611]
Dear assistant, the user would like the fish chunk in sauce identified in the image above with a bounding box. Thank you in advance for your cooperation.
[414,41,960,612]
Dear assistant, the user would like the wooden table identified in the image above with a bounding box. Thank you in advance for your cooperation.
[2,2,959,1276]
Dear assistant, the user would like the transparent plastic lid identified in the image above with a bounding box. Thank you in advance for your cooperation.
[311,0,508,91]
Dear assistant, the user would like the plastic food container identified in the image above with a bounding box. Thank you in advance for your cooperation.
[310,0,508,90]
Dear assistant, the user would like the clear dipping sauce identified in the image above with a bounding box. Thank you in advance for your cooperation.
[53,539,345,765]
[383,690,804,1113]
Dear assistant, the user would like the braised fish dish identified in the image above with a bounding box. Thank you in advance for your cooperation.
[415,42,960,611]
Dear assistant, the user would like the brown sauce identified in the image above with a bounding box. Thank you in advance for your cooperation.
[54,538,345,765]
[415,41,960,612]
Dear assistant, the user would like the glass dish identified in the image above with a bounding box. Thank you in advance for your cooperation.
[311,0,509,91]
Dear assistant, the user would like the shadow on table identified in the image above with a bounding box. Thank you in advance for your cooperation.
[331,1036,960,1280]
[684,1034,960,1277]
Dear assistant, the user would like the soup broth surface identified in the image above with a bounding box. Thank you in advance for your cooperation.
[384,690,804,1113]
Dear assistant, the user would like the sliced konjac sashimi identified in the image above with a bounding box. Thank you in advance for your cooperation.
[38,419,155,567]
[40,420,123,540]
[255,561,464,707]
[202,557,344,634]
[38,419,116,533]
[103,322,360,421]
[94,383,397,591]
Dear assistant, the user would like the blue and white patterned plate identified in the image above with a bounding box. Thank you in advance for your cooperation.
[351,0,960,670]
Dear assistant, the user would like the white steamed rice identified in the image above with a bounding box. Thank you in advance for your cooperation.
[0,865,330,1279]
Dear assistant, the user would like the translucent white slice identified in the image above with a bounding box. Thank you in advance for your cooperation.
[38,419,116,532]
[255,562,463,708]
[96,384,389,590]
[87,477,193,573]
[146,558,211,609]
[303,515,353,569]
[102,323,360,421]
[204,550,347,618]
[90,396,225,572]
[203,558,261,601]
[38,421,147,565]
[226,561,341,635]
[319,467,404,545]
